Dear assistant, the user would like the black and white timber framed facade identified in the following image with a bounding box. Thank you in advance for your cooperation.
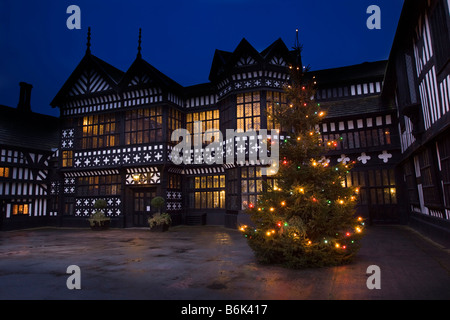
[0,83,60,230]
[47,32,403,229]
[383,0,450,244]
[1,0,449,243]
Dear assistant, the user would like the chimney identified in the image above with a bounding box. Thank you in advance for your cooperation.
[17,82,33,112]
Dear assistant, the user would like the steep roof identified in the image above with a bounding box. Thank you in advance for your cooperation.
[309,61,390,118]
[90,55,125,84]
[184,82,216,97]
[119,55,183,93]
[208,49,233,81]
[309,61,387,86]
[319,95,395,119]
[51,52,125,107]
[209,38,299,82]
[260,38,290,59]
[0,105,59,151]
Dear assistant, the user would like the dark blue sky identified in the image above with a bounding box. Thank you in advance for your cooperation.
[0,0,404,117]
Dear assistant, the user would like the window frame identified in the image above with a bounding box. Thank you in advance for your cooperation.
[266,91,287,131]
[0,167,10,178]
[79,113,119,149]
[186,109,220,144]
[62,151,73,168]
[77,175,121,197]
[240,166,263,210]
[125,107,163,145]
[12,203,30,216]
[188,174,226,209]
[237,91,261,131]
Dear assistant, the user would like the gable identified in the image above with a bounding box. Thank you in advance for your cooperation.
[228,38,264,71]
[261,38,292,67]
[51,54,124,107]
[128,74,151,87]
[119,57,182,94]
[270,56,288,67]
[236,55,257,67]
[209,49,232,81]
[68,68,113,96]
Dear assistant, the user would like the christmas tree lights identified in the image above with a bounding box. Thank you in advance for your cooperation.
[239,52,365,269]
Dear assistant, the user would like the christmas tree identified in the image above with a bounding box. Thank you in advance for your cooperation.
[239,43,365,269]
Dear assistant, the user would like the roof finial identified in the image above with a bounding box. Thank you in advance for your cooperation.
[294,28,300,50]
[86,27,91,54]
[293,28,303,69]
[137,28,142,58]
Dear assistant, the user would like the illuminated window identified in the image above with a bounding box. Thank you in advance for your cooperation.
[186,109,220,143]
[79,113,119,149]
[189,174,225,209]
[168,108,183,142]
[62,151,73,167]
[266,177,279,191]
[168,174,181,189]
[241,167,262,209]
[266,91,287,131]
[237,92,260,131]
[343,171,368,205]
[12,204,29,215]
[125,107,163,144]
[77,175,121,196]
[0,167,9,177]
[366,169,397,205]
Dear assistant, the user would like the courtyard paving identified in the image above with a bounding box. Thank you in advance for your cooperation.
[0,225,449,300]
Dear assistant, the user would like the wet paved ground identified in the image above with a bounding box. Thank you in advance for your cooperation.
[0,225,449,300]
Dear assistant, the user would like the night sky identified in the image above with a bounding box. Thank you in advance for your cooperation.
[0,0,404,117]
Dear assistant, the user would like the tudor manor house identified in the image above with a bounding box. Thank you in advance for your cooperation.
[1,0,449,245]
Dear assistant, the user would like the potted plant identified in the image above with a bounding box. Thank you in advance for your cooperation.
[148,212,172,232]
[88,199,111,230]
[148,196,171,231]
[151,196,165,214]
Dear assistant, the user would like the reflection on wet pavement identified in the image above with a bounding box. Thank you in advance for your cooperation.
[0,225,449,300]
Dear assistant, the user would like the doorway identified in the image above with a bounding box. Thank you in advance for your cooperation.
[133,188,157,227]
